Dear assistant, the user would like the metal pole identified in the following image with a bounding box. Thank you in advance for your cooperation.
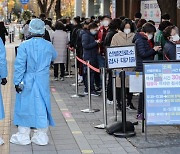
[112,70,117,121]
[121,70,126,133]
[102,68,107,127]
[68,49,71,76]
[71,49,84,98]
[87,60,92,110]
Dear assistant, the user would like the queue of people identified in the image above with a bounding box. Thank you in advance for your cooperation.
[0,12,179,146]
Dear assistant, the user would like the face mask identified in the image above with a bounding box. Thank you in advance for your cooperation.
[90,30,97,35]
[103,20,110,27]
[148,34,153,40]
[124,28,131,34]
[171,34,180,42]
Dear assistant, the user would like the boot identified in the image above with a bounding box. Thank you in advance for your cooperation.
[31,128,49,146]
[10,126,31,145]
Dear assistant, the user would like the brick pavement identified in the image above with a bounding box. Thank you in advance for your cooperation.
[0,39,180,154]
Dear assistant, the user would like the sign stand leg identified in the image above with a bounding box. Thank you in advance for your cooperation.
[142,92,145,133]
[113,70,136,138]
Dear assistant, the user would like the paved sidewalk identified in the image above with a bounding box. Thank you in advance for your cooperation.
[0,39,180,154]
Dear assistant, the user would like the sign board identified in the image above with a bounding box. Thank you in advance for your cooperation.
[106,46,136,69]
[141,0,161,23]
[144,62,180,125]
[129,75,143,93]
[20,0,29,5]
[176,44,180,60]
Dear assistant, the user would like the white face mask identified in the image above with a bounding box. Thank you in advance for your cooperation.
[124,28,131,34]
[171,34,180,42]
[103,20,110,27]
[148,34,153,40]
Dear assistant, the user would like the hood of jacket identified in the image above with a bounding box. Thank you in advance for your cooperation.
[132,32,148,43]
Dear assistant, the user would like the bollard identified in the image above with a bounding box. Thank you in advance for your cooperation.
[65,48,73,78]
[95,67,107,129]
[81,61,100,113]
[71,49,84,98]
[112,70,117,121]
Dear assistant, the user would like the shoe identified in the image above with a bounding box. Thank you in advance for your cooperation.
[60,77,64,81]
[95,87,102,93]
[107,100,113,105]
[0,137,4,145]
[54,77,58,81]
[31,128,49,146]
[84,91,88,95]
[78,75,83,83]
[136,113,144,120]
[126,105,136,110]
[91,91,100,97]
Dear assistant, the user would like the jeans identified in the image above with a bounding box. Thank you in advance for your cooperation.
[83,65,95,92]
[97,55,105,68]
[54,63,65,78]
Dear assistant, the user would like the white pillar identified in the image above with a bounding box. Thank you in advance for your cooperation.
[86,0,94,18]
[75,0,82,16]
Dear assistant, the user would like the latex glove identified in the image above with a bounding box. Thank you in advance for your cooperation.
[15,85,23,93]
[1,78,7,85]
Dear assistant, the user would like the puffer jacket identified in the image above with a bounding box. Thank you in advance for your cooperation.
[163,40,176,60]
[82,31,98,65]
[132,32,156,72]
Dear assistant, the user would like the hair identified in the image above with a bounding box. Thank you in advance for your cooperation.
[45,19,52,27]
[137,19,147,29]
[148,20,155,26]
[55,21,65,30]
[32,15,36,18]
[109,18,122,30]
[163,25,176,40]
[0,21,5,29]
[142,23,156,33]
[102,15,111,20]
[26,20,31,25]
[135,12,142,19]
[88,22,98,30]
[39,13,46,20]
[158,21,173,31]
[161,13,170,20]
[73,16,81,24]
[120,18,135,32]
[119,16,126,21]
[98,16,103,21]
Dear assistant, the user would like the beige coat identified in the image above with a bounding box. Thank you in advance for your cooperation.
[52,30,68,64]
[110,31,135,88]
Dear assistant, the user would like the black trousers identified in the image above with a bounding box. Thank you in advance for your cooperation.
[116,87,133,108]
[54,63,65,78]
[138,93,143,114]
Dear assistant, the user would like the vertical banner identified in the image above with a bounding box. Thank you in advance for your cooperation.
[141,0,161,23]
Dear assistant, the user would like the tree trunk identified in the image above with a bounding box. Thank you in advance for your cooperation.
[37,0,55,17]
[157,0,177,24]
[55,0,61,20]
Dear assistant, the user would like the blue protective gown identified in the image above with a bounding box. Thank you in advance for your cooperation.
[0,38,8,120]
[13,37,57,128]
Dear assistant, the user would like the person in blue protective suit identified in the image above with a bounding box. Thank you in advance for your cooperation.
[0,38,8,145]
[10,19,57,146]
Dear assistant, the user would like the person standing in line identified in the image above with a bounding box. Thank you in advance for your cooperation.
[111,18,136,110]
[10,19,57,146]
[0,22,8,45]
[0,38,8,145]
[52,21,68,81]
[132,23,161,119]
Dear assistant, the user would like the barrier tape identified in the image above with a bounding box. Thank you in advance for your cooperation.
[76,56,100,73]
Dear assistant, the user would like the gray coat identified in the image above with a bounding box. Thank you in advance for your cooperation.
[52,30,68,64]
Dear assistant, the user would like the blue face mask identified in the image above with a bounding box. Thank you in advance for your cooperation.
[90,30,97,35]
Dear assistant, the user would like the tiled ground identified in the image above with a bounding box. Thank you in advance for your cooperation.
[0,39,180,154]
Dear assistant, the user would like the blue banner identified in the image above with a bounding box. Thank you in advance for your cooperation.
[20,0,30,5]
[144,62,180,125]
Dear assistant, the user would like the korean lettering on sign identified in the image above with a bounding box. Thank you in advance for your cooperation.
[144,63,180,125]
[107,46,136,69]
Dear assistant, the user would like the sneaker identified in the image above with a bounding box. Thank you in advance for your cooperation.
[136,113,144,120]
[60,77,64,81]
[107,100,113,105]
[91,91,100,97]
[126,105,136,110]
[95,87,102,93]
[54,77,58,81]
[84,91,88,95]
